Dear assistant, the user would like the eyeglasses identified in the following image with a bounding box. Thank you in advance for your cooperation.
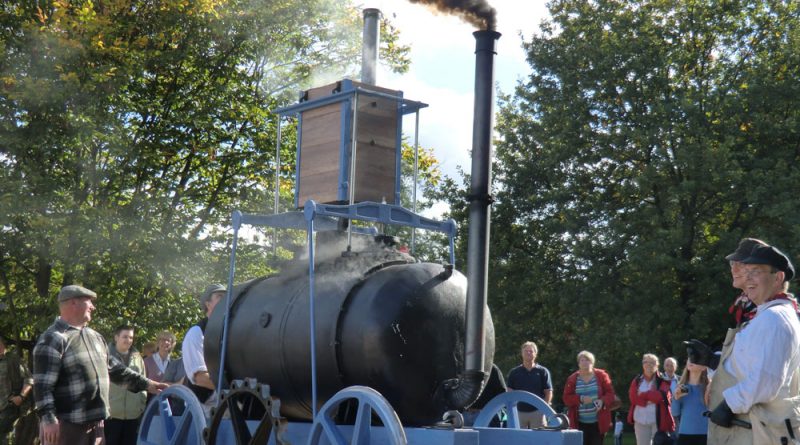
[743,268,775,278]
[642,361,657,365]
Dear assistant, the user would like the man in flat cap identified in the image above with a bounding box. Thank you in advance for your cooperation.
[182,284,226,416]
[687,243,800,444]
[32,285,168,445]
[725,238,767,328]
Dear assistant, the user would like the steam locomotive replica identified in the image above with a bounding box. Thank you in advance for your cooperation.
[136,9,581,445]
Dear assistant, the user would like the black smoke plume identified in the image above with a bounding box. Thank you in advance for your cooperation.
[408,0,497,30]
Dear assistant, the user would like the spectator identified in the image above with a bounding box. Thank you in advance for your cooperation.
[143,331,177,383]
[672,359,708,445]
[140,342,156,360]
[163,357,186,385]
[688,243,800,444]
[614,414,624,445]
[563,350,616,445]
[628,353,675,445]
[32,285,167,445]
[0,335,33,443]
[506,341,553,429]
[106,325,147,445]
[663,357,680,395]
[663,356,681,439]
[183,284,226,416]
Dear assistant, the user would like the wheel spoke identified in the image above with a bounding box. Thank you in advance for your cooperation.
[155,405,177,440]
[170,413,193,445]
[506,404,520,429]
[228,396,254,445]
[320,416,347,445]
[351,401,372,445]
[249,414,272,445]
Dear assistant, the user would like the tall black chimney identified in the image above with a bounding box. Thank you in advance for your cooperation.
[443,29,500,410]
[466,29,500,374]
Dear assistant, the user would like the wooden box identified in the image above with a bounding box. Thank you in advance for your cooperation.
[297,80,400,206]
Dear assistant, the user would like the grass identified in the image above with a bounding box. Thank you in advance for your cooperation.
[604,432,637,445]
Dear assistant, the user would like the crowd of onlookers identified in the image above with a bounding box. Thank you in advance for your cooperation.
[0,324,185,445]
[0,282,225,445]
[501,340,709,445]
[1,236,797,445]
[501,237,800,445]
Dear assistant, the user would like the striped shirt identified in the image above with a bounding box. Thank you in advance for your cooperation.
[576,374,598,423]
[33,318,149,424]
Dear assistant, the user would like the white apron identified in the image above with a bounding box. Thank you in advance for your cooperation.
[708,327,752,445]
[708,326,800,445]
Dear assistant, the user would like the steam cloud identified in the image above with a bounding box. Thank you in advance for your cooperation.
[408,0,497,30]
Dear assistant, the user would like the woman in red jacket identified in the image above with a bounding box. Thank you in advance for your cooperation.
[563,350,617,445]
[628,353,675,445]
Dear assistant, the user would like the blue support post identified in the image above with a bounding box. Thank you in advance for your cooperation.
[304,202,319,419]
[217,210,242,394]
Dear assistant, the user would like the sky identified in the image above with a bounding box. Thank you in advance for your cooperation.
[360,0,551,181]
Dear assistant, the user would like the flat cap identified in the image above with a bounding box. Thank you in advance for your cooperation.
[725,238,767,262]
[197,283,226,310]
[741,245,795,282]
[58,285,97,302]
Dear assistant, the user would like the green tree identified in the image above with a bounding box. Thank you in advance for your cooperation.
[0,0,411,346]
[435,0,800,402]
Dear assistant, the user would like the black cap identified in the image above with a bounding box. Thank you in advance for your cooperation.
[740,245,795,282]
[725,238,767,262]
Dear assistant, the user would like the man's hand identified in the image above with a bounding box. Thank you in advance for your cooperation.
[147,380,169,395]
[709,400,734,428]
[684,339,716,368]
[40,420,60,445]
[9,395,23,406]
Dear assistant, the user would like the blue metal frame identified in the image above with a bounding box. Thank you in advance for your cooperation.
[393,92,404,206]
[338,97,351,203]
[293,116,303,209]
[303,200,457,264]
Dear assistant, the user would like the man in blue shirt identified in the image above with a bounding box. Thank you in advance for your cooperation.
[506,341,553,429]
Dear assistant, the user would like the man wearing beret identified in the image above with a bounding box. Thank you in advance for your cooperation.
[32,285,168,445]
[687,243,800,444]
[182,284,225,416]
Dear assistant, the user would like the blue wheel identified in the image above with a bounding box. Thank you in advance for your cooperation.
[473,390,568,430]
[137,385,207,445]
[307,386,406,445]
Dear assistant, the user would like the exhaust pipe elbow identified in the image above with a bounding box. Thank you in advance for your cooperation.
[441,369,486,410]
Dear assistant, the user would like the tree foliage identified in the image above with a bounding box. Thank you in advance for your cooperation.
[0,0,412,347]
[436,0,800,404]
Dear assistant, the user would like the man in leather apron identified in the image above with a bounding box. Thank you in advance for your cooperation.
[687,242,800,445]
